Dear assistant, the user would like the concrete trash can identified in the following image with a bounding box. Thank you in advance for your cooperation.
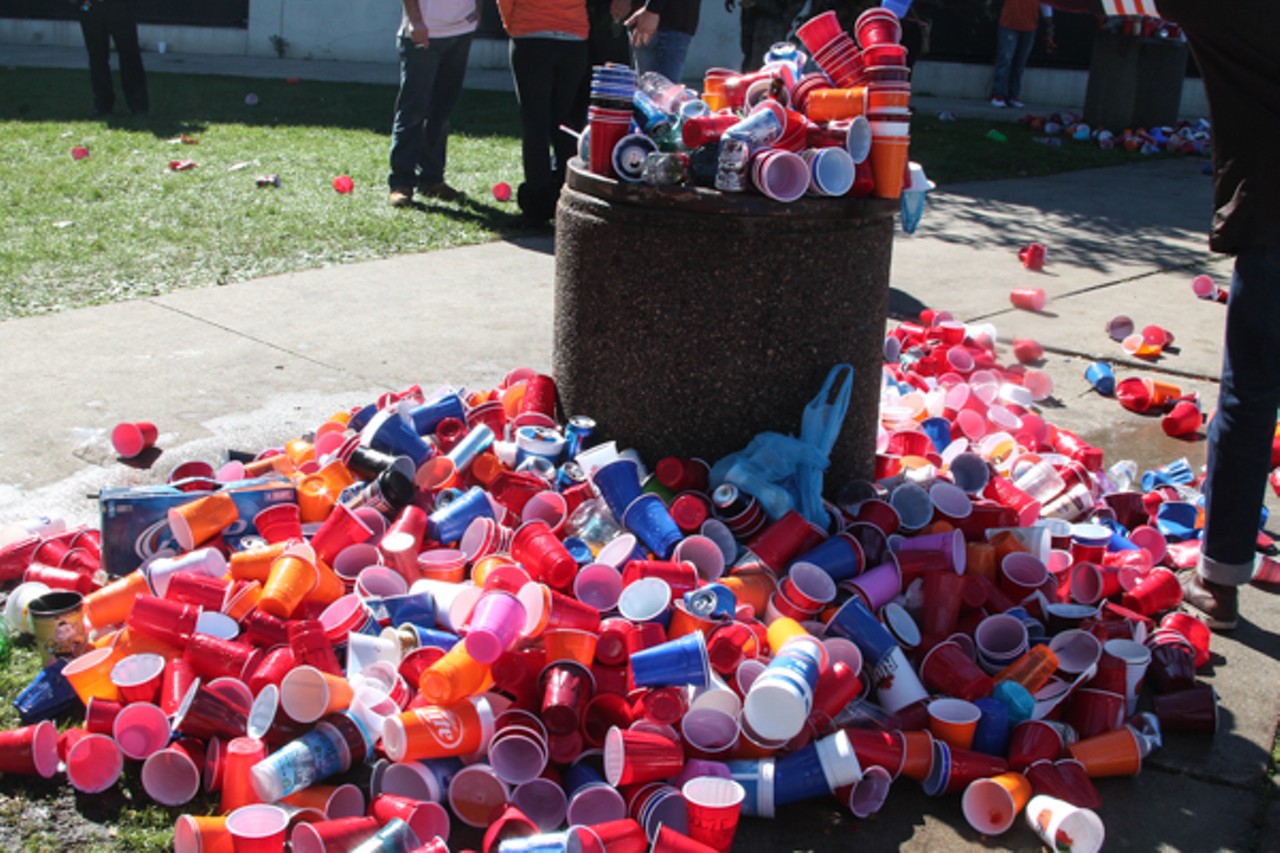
[553,160,900,489]
[1084,30,1188,131]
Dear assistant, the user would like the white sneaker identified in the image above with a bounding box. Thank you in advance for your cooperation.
[1008,98,1026,109]
[990,97,1007,108]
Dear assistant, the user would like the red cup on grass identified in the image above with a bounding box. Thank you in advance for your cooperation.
[67,731,124,794]
[141,738,203,805]
[112,421,159,458]
[0,721,59,778]
[226,803,289,853]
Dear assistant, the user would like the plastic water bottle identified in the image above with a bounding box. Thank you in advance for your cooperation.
[637,71,696,115]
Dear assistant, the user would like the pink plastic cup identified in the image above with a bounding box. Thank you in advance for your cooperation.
[225,804,289,853]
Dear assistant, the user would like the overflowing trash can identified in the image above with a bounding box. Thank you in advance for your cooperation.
[553,161,899,487]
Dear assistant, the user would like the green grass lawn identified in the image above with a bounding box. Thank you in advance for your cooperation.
[0,67,1182,322]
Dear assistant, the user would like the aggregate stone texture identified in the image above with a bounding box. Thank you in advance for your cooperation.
[554,167,899,487]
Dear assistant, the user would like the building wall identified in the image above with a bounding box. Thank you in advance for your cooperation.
[0,0,1207,116]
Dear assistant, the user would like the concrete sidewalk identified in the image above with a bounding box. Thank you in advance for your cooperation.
[1,44,1278,853]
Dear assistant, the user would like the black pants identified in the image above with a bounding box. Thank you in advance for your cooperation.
[509,37,589,222]
[79,0,148,115]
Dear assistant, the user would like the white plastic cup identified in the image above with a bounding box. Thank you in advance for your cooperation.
[1024,795,1105,853]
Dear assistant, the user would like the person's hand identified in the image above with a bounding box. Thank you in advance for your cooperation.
[407,20,431,48]
[610,0,631,22]
[625,8,660,48]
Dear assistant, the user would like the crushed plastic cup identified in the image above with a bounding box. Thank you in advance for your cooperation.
[1017,243,1046,271]
[332,175,354,194]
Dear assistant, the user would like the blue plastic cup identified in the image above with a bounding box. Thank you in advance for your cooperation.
[496,832,569,853]
[823,598,898,669]
[428,485,495,544]
[773,742,827,806]
[726,758,776,818]
[970,696,1011,756]
[991,681,1035,727]
[1154,500,1200,541]
[378,591,437,630]
[881,0,913,18]
[631,630,710,688]
[591,459,644,523]
[791,534,864,583]
[920,417,953,453]
[14,659,80,723]
[1140,457,1195,492]
[621,493,683,559]
[409,393,466,435]
[1084,362,1116,396]
[370,412,434,468]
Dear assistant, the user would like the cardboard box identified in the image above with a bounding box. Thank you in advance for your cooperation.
[99,476,296,577]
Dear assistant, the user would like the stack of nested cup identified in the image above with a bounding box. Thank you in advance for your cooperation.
[586,64,637,179]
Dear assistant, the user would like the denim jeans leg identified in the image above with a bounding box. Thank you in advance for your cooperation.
[1200,245,1280,585]
[418,33,473,188]
[389,36,444,191]
[79,9,115,113]
[635,30,693,83]
[1007,29,1036,101]
[990,27,1017,99]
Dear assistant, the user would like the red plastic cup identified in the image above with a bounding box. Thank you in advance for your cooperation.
[0,721,59,777]
[512,521,579,591]
[1159,612,1211,669]
[253,504,303,545]
[1120,567,1182,615]
[1006,720,1063,773]
[67,731,124,794]
[226,803,289,852]
[290,816,380,853]
[126,594,200,648]
[1062,688,1127,739]
[920,571,965,637]
[681,776,745,853]
[541,661,595,737]
[918,640,994,703]
[844,728,905,778]
[186,632,263,682]
[1162,401,1203,437]
[112,421,159,458]
[1017,243,1046,271]
[1152,682,1218,732]
[1009,288,1047,312]
[603,726,686,787]
[113,701,172,760]
[110,652,166,705]
[651,823,721,853]
[140,738,202,805]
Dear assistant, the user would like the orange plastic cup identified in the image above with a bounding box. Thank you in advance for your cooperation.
[284,438,316,466]
[765,617,809,656]
[419,642,494,706]
[296,476,337,524]
[230,542,290,584]
[62,647,123,704]
[995,645,1060,694]
[280,666,355,723]
[870,135,910,199]
[806,87,867,122]
[313,459,356,495]
[174,814,234,853]
[223,581,264,622]
[83,569,150,632]
[1067,726,1143,778]
[542,629,599,667]
[900,730,935,782]
[961,771,1033,835]
[928,698,982,751]
[244,454,295,478]
[167,492,240,551]
[259,547,320,619]
[383,697,494,762]
[1147,379,1183,406]
[965,542,998,581]
[304,560,346,607]
[721,569,777,618]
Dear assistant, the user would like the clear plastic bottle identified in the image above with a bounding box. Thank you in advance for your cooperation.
[636,71,696,115]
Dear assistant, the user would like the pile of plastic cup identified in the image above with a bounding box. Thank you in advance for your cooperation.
[0,332,1228,853]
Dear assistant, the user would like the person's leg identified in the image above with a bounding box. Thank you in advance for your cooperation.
[388,36,444,194]
[649,30,693,84]
[107,0,148,114]
[548,40,590,193]
[78,3,115,115]
[511,38,559,221]
[418,33,474,192]
[1007,28,1036,103]
[1189,244,1280,627]
[989,26,1016,101]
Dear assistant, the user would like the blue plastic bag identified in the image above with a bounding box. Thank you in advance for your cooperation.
[709,364,855,532]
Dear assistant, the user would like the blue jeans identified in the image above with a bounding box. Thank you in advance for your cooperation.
[634,30,693,85]
[990,26,1035,100]
[1200,245,1280,585]
[388,32,473,191]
